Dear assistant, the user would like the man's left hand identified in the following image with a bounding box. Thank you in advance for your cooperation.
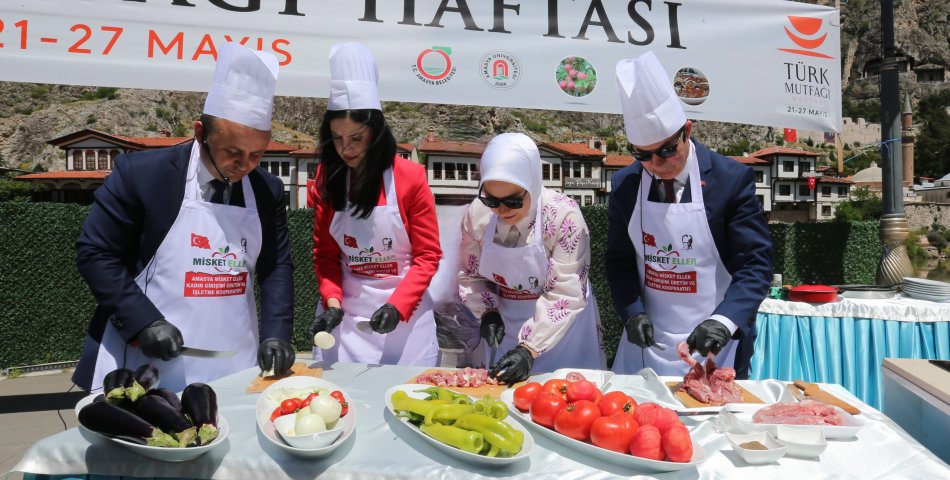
[258,338,294,375]
[370,304,401,334]
[686,319,731,356]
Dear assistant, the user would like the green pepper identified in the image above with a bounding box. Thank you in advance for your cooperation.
[453,413,523,454]
[420,424,485,454]
[417,386,473,405]
[423,404,475,425]
[391,391,449,418]
[473,397,508,420]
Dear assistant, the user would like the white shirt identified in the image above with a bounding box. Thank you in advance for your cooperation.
[459,188,592,354]
[196,149,232,204]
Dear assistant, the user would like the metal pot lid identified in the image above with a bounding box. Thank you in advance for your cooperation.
[834,284,899,292]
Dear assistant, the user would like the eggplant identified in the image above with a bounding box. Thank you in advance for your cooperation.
[148,388,184,413]
[78,399,178,447]
[134,394,197,448]
[126,364,160,402]
[102,368,135,404]
[182,383,218,445]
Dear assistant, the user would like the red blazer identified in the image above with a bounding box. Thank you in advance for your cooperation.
[310,156,442,320]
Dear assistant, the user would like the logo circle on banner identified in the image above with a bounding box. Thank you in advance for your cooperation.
[479,50,522,90]
[416,48,453,81]
[555,56,597,98]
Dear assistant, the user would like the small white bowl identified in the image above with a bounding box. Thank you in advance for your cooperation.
[776,426,827,458]
[273,414,344,449]
[726,431,787,465]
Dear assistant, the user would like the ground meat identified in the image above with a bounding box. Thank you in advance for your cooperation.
[752,400,844,426]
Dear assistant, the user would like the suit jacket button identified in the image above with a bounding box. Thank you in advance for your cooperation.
[109,314,124,330]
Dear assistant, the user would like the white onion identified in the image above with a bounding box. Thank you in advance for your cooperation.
[313,331,336,349]
[294,412,327,435]
[309,395,342,424]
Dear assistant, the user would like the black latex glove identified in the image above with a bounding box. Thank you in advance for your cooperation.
[257,338,294,375]
[135,318,183,361]
[308,307,344,341]
[370,303,401,334]
[489,345,534,384]
[686,319,731,356]
[623,313,655,348]
[479,311,505,347]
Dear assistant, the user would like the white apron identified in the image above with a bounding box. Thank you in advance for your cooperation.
[313,168,438,366]
[92,142,262,392]
[613,142,735,375]
[477,205,605,374]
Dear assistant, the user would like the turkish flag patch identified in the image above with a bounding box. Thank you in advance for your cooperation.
[191,233,211,250]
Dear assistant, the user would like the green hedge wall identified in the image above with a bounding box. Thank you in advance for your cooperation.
[0,202,881,370]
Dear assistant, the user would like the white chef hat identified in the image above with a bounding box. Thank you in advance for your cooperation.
[203,42,279,131]
[479,132,542,218]
[616,51,686,146]
[328,42,381,111]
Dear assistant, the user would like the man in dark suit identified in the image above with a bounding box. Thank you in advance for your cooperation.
[73,43,294,391]
[607,51,771,378]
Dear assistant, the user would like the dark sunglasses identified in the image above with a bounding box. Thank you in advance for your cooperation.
[628,126,686,162]
[478,186,527,209]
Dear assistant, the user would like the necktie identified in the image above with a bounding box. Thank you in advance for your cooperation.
[210,180,228,205]
[662,179,676,204]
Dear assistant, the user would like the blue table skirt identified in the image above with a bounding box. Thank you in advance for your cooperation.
[750,312,950,409]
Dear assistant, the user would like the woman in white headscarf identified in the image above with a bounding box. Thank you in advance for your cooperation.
[458,133,605,383]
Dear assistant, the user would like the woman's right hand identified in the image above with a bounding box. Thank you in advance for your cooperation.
[309,307,344,340]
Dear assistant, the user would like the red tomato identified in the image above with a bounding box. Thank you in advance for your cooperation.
[630,424,665,460]
[634,402,661,426]
[662,423,693,462]
[653,407,682,434]
[513,382,542,412]
[530,391,566,428]
[330,391,350,417]
[599,391,637,417]
[541,379,569,400]
[553,400,601,441]
[280,398,301,415]
[566,379,600,403]
[300,393,317,408]
[590,412,639,453]
[269,406,282,422]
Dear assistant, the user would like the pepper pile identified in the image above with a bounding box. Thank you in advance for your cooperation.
[77,364,219,448]
[391,386,524,457]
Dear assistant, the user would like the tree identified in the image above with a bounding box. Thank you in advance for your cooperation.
[915,91,950,179]
[834,186,882,221]
[0,174,39,202]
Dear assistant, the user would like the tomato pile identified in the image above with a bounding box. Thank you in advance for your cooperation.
[269,389,349,422]
[512,376,693,462]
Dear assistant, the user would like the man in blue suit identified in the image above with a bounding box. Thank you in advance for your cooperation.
[73,43,295,392]
[607,51,771,378]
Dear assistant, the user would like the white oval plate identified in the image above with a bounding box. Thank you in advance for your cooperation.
[255,376,357,458]
[74,394,229,462]
[384,384,533,466]
[499,389,706,473]
[727,403,864,440]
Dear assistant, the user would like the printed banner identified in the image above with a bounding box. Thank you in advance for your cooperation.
[0,0,840,131]
[184,271,248,297]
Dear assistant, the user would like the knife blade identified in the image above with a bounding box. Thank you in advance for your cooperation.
[180,346,236,358]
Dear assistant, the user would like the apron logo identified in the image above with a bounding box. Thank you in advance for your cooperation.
[382,237,393,251]
[681,234,694,250]
[343,234,358,249]
[241,237,248,253]
[652,244,680,271]
[493,273,542,300]
[643,232,657,247]
[192,244,247,273]
[191,233,211,250]
[528,276,539,289]
[493,273,508,286]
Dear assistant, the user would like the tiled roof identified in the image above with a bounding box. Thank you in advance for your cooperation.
[113,135,191,148]
[419,139,486,156]
[290,147,319,157]
[750,146,821,158]
[264,141,299,153]
[397,143,416,153]
[541,142,605,157]
[605,155,635,167]
[817,176,853,184]
[15,170,110,180]
[729,155,770,165]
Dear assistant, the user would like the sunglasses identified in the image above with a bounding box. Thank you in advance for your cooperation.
[478,186,527,209]
[629,127,686,162]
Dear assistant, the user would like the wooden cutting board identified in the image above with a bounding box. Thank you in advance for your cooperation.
[666,381,764,408]
[246,362,324,393]
[408,369,525,399]
[789,381,861,415]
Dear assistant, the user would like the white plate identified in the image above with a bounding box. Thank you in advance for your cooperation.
[726,431,787,464]
[499,389,707,473]
[903,277,950,289]
[384,384,533,466]
[74,394,229,462]
[537,369,614,391]
[775,425,828,458]
[728,403,864,440]
[255,376,357,458]
[903,291,950,302]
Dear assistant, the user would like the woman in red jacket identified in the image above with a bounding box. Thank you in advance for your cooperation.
[307,43,442,366]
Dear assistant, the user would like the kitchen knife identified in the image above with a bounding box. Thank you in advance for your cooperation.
[651,342,669,352]
[180,346,236,359]
[489,338,498,367]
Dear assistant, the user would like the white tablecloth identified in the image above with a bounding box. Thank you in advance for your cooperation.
[7,362,950,479]
[758,295,950,323]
